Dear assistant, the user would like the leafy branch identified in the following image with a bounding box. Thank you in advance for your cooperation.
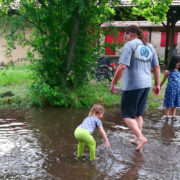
[131,0,172,24]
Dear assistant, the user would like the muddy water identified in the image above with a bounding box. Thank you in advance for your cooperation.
[0,107,180,179]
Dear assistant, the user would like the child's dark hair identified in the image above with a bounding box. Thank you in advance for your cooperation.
[89,104,104,116]
[125,25,148,45]
[168,55,180,72]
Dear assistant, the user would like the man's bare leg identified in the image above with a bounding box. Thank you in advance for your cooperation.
[124,117,147,150]
[136,116,143,132]
[130,116,143,144]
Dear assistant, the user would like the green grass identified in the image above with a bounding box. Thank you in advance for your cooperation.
[159,57,165,64]
[0,65,167,109]
[79,81,121,107]
[147,73,167,108]
[0,65,32,86]
[0,65,32,107]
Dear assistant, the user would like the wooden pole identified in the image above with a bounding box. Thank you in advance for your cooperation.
[167,10,177,65]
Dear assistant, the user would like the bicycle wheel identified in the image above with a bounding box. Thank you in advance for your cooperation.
[95,65,113,87]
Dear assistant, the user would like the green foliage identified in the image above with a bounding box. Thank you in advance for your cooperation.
[0,65,121,108]
[131,0,172,24]
[0,0,120,106]
[114,7,139,21]
[29,81,121,108]
[0,65,167,109]
[103,27,124,53]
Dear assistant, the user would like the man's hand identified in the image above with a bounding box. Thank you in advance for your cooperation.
[110,84,117,94]
[153,85,160,96]
[110,64,126,94]
[153,65,160,96]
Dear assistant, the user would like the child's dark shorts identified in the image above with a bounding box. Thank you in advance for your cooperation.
[120,88,150,119]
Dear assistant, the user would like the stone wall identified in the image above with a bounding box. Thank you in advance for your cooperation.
[0,29,32,65]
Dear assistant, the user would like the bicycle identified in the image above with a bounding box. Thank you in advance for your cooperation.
[94,57,117,86]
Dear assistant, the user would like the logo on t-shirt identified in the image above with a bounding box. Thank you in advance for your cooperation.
[134,44,153,61]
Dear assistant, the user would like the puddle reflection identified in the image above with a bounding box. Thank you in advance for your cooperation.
[161,120,176,144]
[120,152,144,180]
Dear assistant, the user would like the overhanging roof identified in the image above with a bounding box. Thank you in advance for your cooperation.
[101,20,180,28]
[101,20,180,31]
[119,0,180,6]
[11,0,180,7]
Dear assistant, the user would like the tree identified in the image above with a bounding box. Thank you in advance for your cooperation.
[131,0,176,64]
[131,0,172,24]
[0,0,119,106]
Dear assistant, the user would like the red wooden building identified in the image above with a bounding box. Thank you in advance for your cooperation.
[101,21,180,60]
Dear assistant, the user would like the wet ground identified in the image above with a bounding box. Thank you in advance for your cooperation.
[0,107,180,179]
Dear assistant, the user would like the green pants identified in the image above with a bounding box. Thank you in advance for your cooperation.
[74,128,96,161]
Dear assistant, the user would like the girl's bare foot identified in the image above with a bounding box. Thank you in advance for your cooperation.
[136,138,147,151]
[129,138,138,145]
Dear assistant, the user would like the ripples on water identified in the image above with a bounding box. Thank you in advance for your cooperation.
[0,108,179,179]
[0,111,54,179]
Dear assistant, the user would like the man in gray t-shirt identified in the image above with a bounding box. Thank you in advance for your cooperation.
[110,25,160,151]
[119,38,159,91]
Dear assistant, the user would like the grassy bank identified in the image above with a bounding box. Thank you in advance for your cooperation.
[0,65,32,107]
[148,73,166,108]
[0,65,166,108]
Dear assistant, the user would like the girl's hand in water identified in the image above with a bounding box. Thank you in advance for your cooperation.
[104,140,111,148]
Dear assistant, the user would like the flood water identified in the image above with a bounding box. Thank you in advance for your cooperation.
[0,107,180,179]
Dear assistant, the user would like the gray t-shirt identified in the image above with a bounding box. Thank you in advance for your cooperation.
[78,116,102,134]
[118,39,159,91]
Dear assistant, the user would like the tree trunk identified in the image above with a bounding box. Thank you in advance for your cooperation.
[66,7,80,72]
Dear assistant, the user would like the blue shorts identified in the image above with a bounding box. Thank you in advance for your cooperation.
[120,88,150,119]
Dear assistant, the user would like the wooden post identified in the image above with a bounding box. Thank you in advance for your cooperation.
[167,10,177,65]
[149,27,152,43]
[164,19,170,65]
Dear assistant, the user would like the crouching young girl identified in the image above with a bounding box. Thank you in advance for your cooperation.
[74,104,110,161]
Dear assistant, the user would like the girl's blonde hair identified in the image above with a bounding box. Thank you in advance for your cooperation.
[88,104,104,116]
